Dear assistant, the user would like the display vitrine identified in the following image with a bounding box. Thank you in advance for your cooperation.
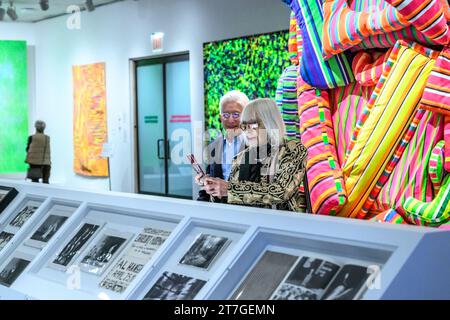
[0,179,447,300]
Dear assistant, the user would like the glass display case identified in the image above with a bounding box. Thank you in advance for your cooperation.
[0,179,447,300]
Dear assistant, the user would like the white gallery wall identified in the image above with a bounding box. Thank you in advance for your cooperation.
[7,0,290,193]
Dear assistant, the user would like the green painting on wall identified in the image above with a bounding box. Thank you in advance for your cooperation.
[0,40,29,173]
[203,30,290,138]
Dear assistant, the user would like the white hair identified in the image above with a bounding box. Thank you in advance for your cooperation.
[219,90,250,113]
[241,98,286,146]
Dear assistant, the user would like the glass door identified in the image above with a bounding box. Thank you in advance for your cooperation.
[135,53,192,199]
[166,60,192,197]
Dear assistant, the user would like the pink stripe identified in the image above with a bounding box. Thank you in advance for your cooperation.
[445,116,450,172]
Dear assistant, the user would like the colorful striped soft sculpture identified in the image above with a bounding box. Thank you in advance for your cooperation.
[360,109,427,218]
[340,40,438,218]
[288,11,302,66]
[285,0,355,89]
[370,209,408,224]
[331,82,374,165]
[446,116,450,172]
[372,110,443,216]
[351,0,439,49]
[352,49,391,87]
[298,78,347,215]
[403,174,450,225]
[429,140,446,195]
[420,47,450,116]
[385,0,450,45]
[276,65,301,141]
[322,0,409,59]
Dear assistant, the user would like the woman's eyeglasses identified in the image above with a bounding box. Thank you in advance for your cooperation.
[240,122,260,131]
[221,112,241,119]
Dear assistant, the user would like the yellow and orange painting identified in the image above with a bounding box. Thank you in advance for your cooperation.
[72,62,109,177]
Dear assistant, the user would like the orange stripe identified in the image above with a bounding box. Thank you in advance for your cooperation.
[427,83,450,92]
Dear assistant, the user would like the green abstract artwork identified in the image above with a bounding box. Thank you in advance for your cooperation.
[204,30,290,137]
[0,40,28,173]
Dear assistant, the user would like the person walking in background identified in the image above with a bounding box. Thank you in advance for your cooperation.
[25,120,51,184]
[196,90,250,202]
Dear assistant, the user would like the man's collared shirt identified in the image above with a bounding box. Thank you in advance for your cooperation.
[222,134,244,181]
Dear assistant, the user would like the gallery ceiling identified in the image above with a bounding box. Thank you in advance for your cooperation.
[0,0,125,23]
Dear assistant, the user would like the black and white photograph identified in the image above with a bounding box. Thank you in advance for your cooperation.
[79,232,130,275]
[231,251,298,300]
[0,257,30,287]
[271,256,340,300]
[179,233,229,269]
[0,187,18,214]
[9,205,39,229]
[0,231,14,252]
[29,215,68,244]
[322,264,370,300]
[99,227,172,294]
[52,223,101,268]
[143,271,206,300]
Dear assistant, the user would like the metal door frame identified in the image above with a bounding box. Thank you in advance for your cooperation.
[131,51,190,199]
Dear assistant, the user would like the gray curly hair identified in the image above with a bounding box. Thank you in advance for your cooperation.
[35,120,46,133]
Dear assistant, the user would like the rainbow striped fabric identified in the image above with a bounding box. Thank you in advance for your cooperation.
[403,174,450,225]
[322,0,409,59]
[370,209,408,224]
[420,47,450,117]
[276,65,301,141]
[288,0,355,89]
[298,78,347,215]
[385,0,450,45]
[441,0,450,20]
[352,49,391,86]
[373,110,443,216]
[429,140,445,195]
[350,0,440,49]
[445,116,450,172]
[330,82,374,166]
[339,40,438,218]
[289,11,300,65]
[358,109,426,218]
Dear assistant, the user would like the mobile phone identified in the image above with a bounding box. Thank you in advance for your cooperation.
[187,154,206,176]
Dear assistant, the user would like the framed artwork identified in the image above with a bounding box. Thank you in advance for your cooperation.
[72,62,109,177]
[99,227,172,294]
[179,233,229,270]
[203,30,290,136]
[50,220,103,271]
[78,229,133,276]
[25,214,69,249]
[143,271,206,300]
[0,231,15,253]
[0,252,32,287]
[231,250,298,300]
[0,187,19,215]
[8,201,41,231]
[0,40,29,174]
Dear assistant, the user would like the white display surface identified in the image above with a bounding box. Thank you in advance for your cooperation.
[0,179,448,300]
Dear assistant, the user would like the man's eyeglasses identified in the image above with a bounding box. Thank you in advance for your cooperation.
[240,122,260,131]
[221,112,241,119]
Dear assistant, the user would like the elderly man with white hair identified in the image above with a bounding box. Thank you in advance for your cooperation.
[196,90,250,202]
